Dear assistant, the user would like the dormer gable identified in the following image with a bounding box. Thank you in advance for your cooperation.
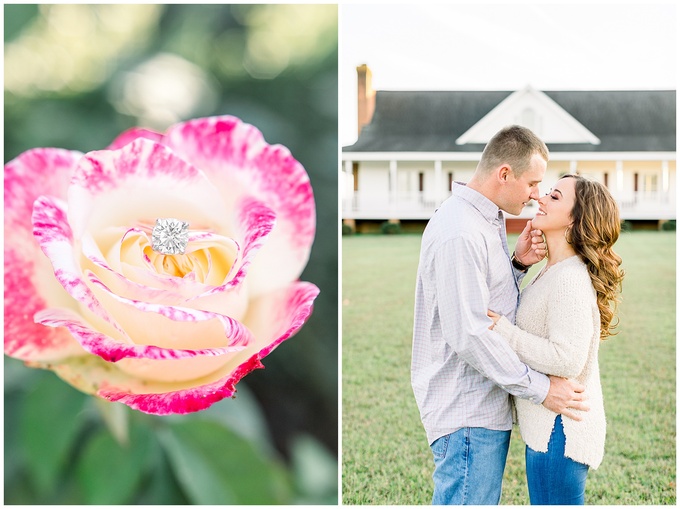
[455,85,600,145]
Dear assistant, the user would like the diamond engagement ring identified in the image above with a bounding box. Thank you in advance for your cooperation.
[151,218,190,255]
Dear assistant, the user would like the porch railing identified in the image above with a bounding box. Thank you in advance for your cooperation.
[343,190,676,220]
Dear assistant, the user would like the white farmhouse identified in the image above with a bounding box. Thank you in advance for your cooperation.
[342,65,676,233]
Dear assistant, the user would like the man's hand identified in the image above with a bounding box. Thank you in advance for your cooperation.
[487,310,501,329]
[514,220,547,266]
[542,376,590,421]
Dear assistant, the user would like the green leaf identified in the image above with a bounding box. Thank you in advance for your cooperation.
[19,371,89,494]
[291,435,338,503]
[4,357,42,393]
[195,383,273,449]
[158,424,236,504]
[159,419,292,505]
[93,398,130,446]
[133,438,190,505]
[75,420,153,504]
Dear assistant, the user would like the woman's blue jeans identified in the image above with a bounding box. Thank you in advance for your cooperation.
[430,427,511,505]
[525,415,589,505]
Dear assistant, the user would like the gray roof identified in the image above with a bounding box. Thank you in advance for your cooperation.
[343,90,676,153]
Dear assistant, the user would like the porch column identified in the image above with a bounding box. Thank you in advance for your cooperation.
[389,160,398,215]
[616,161,624,197]
[344,159,353,214]
[569,160,578,174]
[434,160,442,204]
[662,160,669,194]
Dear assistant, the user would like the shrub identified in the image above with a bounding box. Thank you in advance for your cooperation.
[661,220,676,231]
[342,223,354,235]
[380,221,401,235]
[621,220,633,232]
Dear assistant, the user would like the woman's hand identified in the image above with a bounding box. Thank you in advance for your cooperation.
[487,310,501,329]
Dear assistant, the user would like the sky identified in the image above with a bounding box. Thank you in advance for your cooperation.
[339,3,678,147]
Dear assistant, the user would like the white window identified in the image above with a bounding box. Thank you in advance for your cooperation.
[521,107,536,131]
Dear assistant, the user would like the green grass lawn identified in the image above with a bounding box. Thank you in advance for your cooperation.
[341,231,676,505]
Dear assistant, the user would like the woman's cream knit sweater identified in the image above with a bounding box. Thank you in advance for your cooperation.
[493,255,606,469]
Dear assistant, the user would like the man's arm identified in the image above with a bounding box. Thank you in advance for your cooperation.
[436,235,588,419]
[435,235,549,403]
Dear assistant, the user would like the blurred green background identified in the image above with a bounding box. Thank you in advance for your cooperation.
[4,4,338,504]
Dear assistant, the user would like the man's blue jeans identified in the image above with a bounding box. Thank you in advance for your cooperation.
[430,427,511,505]
[525,415,589,505]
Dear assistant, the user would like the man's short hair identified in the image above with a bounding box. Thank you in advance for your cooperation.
[477,125,549,177]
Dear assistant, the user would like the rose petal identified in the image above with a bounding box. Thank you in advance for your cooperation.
[35,308,247,362]
[82,200,271,321]
[164,116,315,296]
[84,230,250,321]
[188,197,276,301]
[81,230,181,303]
[32,195,127,337]
[96,281,319,414]
[5,251,86,362]
[224,197,277,285]
[6,147,81,234]
[83,229,240,303]
[242,281,321,357]
[67,138,228,241]
[5,148,86,362]
[106,127,163,151]
[143,231,240,288]
[87,274,251,348]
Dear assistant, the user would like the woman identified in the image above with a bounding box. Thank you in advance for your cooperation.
[488,174,624,505]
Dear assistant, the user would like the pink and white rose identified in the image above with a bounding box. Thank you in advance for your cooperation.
[4,115,319,415]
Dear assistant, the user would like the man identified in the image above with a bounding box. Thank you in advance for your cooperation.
[411,125,589,505]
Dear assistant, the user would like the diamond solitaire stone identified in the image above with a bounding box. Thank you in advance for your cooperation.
[151,218,189,255]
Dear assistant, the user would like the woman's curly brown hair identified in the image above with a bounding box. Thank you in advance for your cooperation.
[561,174,624,339]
